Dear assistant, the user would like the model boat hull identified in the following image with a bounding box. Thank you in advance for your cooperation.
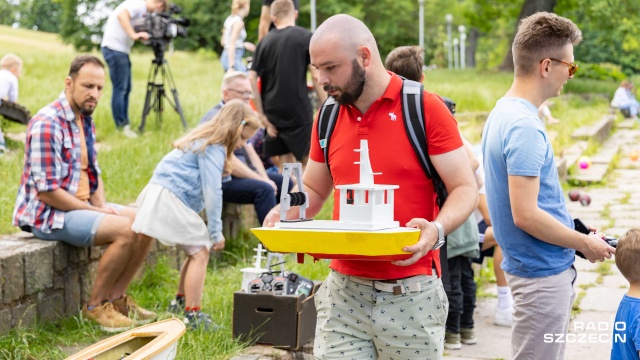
[65,318,186,360]
[251,223,420,260]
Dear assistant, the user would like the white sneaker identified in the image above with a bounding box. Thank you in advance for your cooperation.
[122,125,138,138]
[494,306,513,327]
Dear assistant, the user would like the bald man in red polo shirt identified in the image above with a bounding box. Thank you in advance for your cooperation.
[264,14,478,359]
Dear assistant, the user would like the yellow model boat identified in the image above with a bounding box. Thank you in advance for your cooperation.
[251,223,420,261]
[259,142,424,261]
[65,318,186,360]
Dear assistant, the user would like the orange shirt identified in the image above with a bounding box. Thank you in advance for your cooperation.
[309,73,463,279]
[75,117,91,202]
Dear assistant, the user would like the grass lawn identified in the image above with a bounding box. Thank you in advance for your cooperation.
[0,25,621,359]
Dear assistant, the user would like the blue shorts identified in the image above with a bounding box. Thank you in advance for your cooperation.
[31,203,123,247]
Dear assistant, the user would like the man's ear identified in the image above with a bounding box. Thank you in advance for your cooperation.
[540,58,551,78]
[359,46,372,68]
[64,76,72,90]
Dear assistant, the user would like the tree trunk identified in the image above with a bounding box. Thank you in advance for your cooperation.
[466,27,479,68]
[498,0,557,71]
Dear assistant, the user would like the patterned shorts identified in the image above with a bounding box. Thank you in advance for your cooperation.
[313,270,449,360]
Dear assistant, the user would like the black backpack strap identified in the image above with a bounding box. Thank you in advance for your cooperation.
[400,78,451,292]
[317,96,340,175]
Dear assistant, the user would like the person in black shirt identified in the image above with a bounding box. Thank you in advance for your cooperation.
[249,0,323,171]
[258,0,299,41]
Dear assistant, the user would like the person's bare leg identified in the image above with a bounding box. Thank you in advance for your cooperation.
[493,246,508,287]
[278,153,297,173]
[89,214,138,306]
[481,231,497,251]
[109,234,154,300]
[271,155,282,172]
[178,256,190,296]
[106,207,155,299]
[483,227,508,287]
[184,247,210,309]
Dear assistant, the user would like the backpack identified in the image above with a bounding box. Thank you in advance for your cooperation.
[316,78,452,291]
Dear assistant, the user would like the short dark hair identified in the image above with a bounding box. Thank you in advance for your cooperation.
[512,12,582,77]
[384,46,423,82]
[270,0,294,20]
[68,55,104,78]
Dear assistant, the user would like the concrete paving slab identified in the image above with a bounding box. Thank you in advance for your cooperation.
[608,204,640,214]
[574,260,602,272]
[565,311,617,360]
[609,209,640,219]
[591,147,619,164]
[579,285,626,312]
[443,298,511,360]
[616,119,636,129]
[602,227,631,237]
[612,218,640,228]
[574,270,599,289]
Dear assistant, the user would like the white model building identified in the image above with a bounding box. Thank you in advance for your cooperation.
[277,139,399,231]
[334,139,399,230]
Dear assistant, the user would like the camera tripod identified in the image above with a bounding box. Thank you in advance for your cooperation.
[139,48,187,133]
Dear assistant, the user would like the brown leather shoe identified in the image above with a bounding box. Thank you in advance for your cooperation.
[82,302,134,332]
[112,295,157,325]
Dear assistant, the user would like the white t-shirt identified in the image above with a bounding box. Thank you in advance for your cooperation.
[223,15,246,50]
[101,0,148,54]
[0,69,18,105]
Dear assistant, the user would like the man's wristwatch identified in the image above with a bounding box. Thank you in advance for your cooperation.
[431,221,445,250]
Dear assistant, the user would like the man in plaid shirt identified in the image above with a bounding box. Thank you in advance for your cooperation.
[13,55,155,332]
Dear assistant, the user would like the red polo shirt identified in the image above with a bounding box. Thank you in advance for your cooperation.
[309,72,463,279]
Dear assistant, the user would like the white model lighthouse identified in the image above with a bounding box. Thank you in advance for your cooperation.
[253,140,418,260]
[275,139,399,231]
[334,140,399,230]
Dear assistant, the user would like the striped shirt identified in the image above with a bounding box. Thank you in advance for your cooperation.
[13,92,101,233]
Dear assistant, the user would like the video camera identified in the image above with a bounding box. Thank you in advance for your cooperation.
[133,4,190,56]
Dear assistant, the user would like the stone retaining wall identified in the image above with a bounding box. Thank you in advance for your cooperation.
[0,232,185,335]
[0,203,257,335]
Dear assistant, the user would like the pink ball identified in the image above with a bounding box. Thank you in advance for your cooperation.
[578,156,591,169]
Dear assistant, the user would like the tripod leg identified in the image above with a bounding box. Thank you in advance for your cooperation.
[162,61,188,130]
[171,88,187,130]
[140,60,163,133]
[140,82,155,133]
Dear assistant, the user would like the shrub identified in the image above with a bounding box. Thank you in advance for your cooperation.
[575,62,626,82]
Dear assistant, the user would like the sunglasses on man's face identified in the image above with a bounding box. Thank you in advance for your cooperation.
[545,58,579,76]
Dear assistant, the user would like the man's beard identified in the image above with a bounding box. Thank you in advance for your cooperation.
[323,59,366,106]
[77,99,97,116]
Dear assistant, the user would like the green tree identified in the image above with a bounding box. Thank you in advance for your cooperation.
[17,0,63,33]
[0,0,17,26]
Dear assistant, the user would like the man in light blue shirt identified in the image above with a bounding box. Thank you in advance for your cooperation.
[481,12,615,360]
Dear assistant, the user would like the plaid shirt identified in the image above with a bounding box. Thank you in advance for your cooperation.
[13,92,101,233]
